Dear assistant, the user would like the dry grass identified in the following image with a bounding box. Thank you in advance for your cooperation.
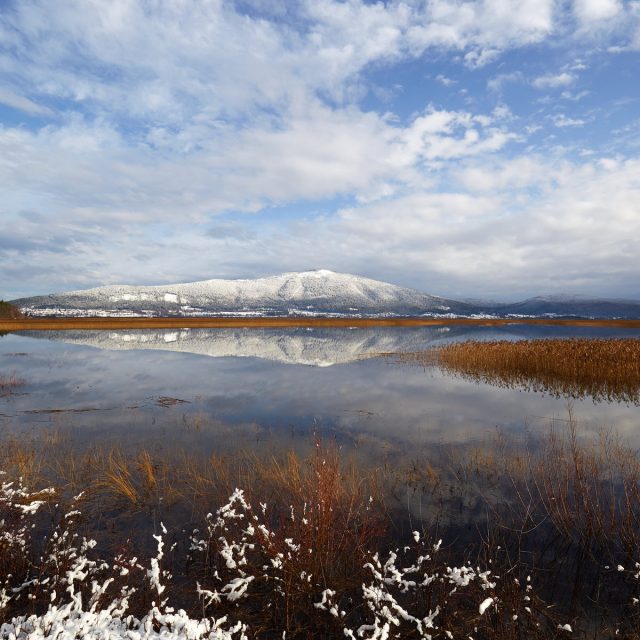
[0,373,25,397]
[412,413,640,634]
[0,424,640,640]
[0,460,567,639]
[3,425,640,635]
[405,338,640,403]
[533,413,640,558]
[0,434,384,530]
[101,450,141,505]
[3,317,640,331]
[0,436,394,636]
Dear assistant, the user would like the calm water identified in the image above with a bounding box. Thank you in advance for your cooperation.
[1,325,639,463]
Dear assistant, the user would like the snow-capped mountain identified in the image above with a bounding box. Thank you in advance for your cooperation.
[10,270,640,318]
[12,270,474,317]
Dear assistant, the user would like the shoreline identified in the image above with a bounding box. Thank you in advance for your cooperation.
[2,316,640,330]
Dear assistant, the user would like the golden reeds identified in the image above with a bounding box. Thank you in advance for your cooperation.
[3,316,640,331]
[405,338,640,403]
[101,450,141,505]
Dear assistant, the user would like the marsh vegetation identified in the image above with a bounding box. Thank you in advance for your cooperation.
[0,373,24,397]
[2,418,640,638]
[401,338,640,404]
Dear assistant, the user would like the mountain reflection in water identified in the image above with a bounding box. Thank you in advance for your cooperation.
[18,326,456,367]
[2,326,640,453]
[16,324,640,367]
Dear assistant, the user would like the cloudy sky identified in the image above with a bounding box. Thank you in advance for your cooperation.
[1,0,639,300]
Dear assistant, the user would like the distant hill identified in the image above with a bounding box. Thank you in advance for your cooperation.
[492,295,640,319]
[10,270,640,319]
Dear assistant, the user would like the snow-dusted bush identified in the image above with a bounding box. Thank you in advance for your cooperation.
[187,489,561,638]
[0,473,567,639]
[0,473,247,639]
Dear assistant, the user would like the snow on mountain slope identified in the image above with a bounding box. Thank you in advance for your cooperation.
[10,270,640,318]
[13,270,470,317]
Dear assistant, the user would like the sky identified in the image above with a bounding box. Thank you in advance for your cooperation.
[1,0,639,301]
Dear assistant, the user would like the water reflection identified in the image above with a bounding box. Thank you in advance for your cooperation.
[17,327,455,366]
[16,324,640,366]
[1,328,639,457]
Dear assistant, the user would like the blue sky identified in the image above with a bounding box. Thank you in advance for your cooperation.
[1,0,639,300]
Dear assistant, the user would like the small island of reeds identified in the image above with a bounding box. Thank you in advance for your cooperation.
[401,337,640,404]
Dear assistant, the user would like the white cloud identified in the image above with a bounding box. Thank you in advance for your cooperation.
[435,74,456,86]
[0,87,53,116]
[532,72,575,89]
[561,89,590,101]
[463,47,501,68]
[572,0,640,48]
[454,156,554,192]
[487,72,524,93]
[569,61,589,70]
[0,0,633,140]
[574,0,622,23]
[302,156,640,298]
[0,102,513,227]
[407,0,555,51]
[552,114,587,127]
[6,141,640,301]
[0,0,565,132]
[400,108,514,163]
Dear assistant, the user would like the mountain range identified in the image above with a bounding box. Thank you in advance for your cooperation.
[10,270,640,319]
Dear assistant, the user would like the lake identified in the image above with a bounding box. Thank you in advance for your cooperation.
[2,324,639,457]
[2,325,640,635]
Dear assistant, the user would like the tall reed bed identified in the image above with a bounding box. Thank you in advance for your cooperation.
[404,338,640,403]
